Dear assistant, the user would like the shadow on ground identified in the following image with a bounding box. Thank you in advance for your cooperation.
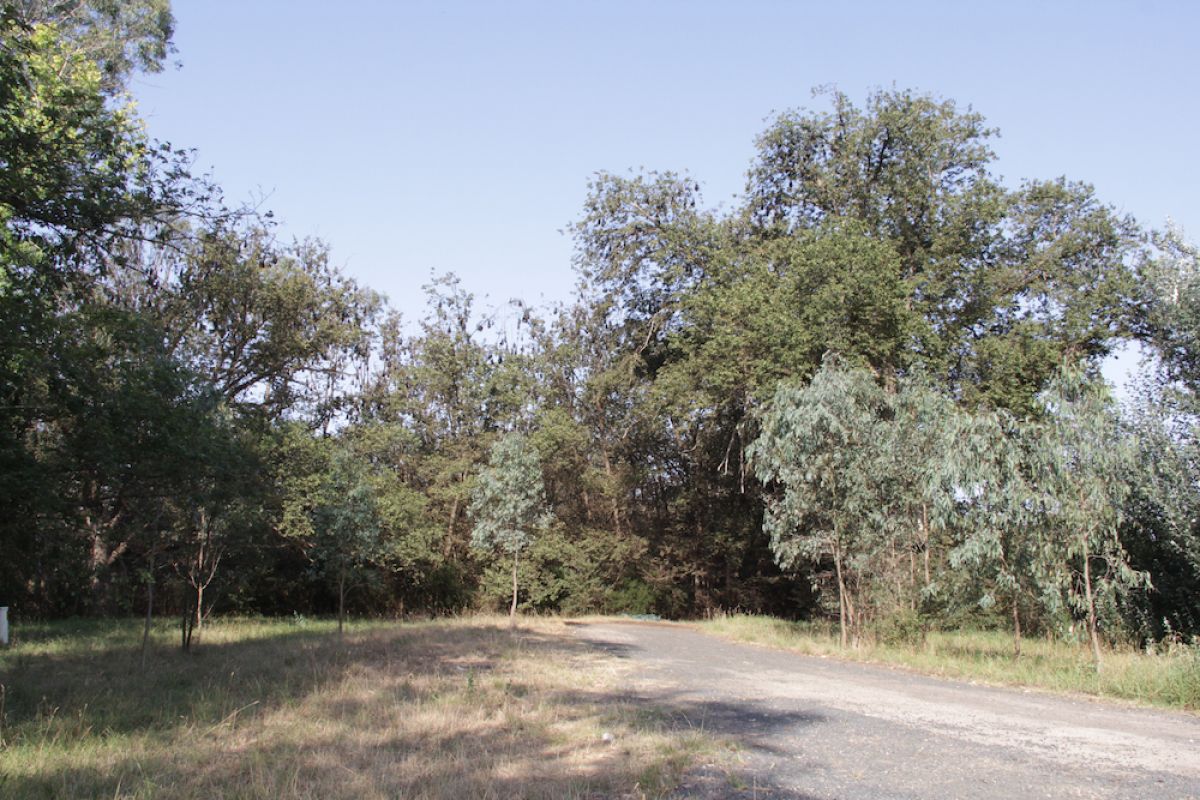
[570,628,828,799]
[0,620,828,798]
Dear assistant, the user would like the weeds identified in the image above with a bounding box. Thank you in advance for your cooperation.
[700,613,1200,711]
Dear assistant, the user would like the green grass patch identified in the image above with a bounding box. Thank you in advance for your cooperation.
[698,614,1200,711]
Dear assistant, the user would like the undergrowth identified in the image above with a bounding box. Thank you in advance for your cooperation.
[699,613,1200,711]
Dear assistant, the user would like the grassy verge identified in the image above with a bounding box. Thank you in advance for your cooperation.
[698,614,1200,711]
[0,616,711,799]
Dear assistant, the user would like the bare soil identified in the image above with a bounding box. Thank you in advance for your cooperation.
[573,621,1200,799]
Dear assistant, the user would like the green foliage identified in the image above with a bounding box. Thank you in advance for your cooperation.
[944,407,1047,651]
[0,12,147,271]
[749,360,888,644]
[469,433,552,617]
[469,433,549,558]
[1119,408,1200,639]
[1143,225,1200,394]
[875,372,961,596]
[155,226,382,422]
[743,87,1140,406]
[568,86,1149,628]
[1030,366,1149,663]
[2,0,1194,658]
[11,0,175,90]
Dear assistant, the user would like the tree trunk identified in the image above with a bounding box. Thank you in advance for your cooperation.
[846,583,858,648]
[509,551,519,629]
[908,546,917,610]
[181,597,194,652]
[921,504,931,585]
[1012,594,1022,659]
[338,568,346,640]
[833,540,848,649]
[1082,536,1102,669]
[141,555,155,670]
[891,538,904,611]
[444,497,460,557]
[581,489,593,522]
[191,509,207,645]
[601,447,624,536]
[193,581,204,644]
[84,513,128,615]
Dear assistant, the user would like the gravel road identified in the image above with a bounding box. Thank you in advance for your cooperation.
[573,621,1200,799]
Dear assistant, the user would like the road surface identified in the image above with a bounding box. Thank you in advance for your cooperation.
[573,622,1200,799]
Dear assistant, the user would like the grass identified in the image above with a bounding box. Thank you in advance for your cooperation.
[698,614,1200,711]
[0,615,712,799]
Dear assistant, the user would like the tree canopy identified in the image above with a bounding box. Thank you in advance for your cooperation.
[1,4,1196,655]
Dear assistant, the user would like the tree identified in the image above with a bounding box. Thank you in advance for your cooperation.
[1119,383,1200,640]
[0,9,153,272]
[962,178,1142,413]
[1142,225,1200,395]
[0,7,230,617]
[10,0,175,92]
[945,409,1046,656]
[565,87,1144,620]
[874,373,960,614]
[749,361,888,646]
[311,445,385,638]
[468,433,550,625]
[1031,366,1148,667]
[168,407,262,651]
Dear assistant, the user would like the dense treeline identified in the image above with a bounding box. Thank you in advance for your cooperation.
[3,2,1198,652]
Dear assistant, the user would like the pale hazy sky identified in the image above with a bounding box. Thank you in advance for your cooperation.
[133,0,1198,372]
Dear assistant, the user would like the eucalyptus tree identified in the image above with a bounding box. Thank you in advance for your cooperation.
[749,361,888,646]
[945,409,1046,656]
[310,446,385,638]
[875,373,961,611]
[468,433,551,625]
[1119,383,1200,638]
[1031,367,1148,666]
[273,427,422,634]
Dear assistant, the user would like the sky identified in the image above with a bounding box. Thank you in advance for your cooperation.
[131,0,1199,383]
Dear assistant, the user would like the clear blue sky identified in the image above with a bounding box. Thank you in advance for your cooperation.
[133,0,1198,339]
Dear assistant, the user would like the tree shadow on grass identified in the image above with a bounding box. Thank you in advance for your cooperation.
[2,623,365,738]
[0,619,825,799]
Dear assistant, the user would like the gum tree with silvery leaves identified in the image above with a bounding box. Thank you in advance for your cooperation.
[944,408,1047,657]
[1031,365,1149,668]
[873,372,962,615]
[469,433,552,626]
[748,359,888,647]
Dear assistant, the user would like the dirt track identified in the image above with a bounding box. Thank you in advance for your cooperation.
[573,622,1200,799]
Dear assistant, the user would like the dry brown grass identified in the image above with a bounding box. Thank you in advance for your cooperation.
[0,616,711,798]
